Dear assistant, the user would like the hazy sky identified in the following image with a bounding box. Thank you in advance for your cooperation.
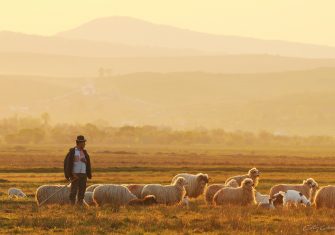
[1,0,334,46]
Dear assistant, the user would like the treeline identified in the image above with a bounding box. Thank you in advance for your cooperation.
[0,114,334,147]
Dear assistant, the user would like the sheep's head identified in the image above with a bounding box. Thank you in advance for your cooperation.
[18,192,26,198]
[303,178,318,189]
[197,173,209,187]
[241,178,254,190]
[248,168,260,178]
[175,177,188,187]
[272,191,285,207]
[298,192,311,206]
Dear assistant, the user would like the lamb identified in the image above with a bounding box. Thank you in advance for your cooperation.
[269,178,318,201]
[271,192,284,207]
[213,178,256,206]
[314,186,335,209]
[8,188,26,198]
[281,190,311,207]
[255,191,270,204]
[257,198,275,209]
[141,177,187,205]
[128,195,157,206]
[171,173,209,198]
[204,179,239,205]
[86,184,103,192]
[93,184,137,207]
[35,185,70,206]
[124,184,145,199]
[225,168,260,187]
[84,191,95,206]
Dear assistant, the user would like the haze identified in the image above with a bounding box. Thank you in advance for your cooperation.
[1,1,335,136]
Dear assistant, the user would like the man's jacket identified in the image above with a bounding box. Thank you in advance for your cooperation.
[64,147,92,180]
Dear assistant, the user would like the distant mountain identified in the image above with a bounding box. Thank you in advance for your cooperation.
[0,31,205,57]
[57,16,335,58]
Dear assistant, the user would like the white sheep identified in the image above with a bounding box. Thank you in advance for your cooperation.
[204,179,238,205]
[257,198,275,209]
[141,177,187,205]
[213,178,256,206]
[93,184,137,207]
[225,168,260,187]
[35,185,70,206]
[171,173,209,199]
[269,178,318,202]
[255,191,270,204]
[280,190,311,207]
[8,188,26,198]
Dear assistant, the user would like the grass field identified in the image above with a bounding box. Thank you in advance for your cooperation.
[1,145,335,234]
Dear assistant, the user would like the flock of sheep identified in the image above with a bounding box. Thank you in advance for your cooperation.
[7,167,335,210]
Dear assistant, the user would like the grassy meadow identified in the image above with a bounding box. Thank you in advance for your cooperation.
[1,144,335,234]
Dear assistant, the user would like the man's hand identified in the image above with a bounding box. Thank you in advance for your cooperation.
[80,158,87,163]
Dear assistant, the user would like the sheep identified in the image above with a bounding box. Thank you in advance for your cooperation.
[271,192,284,207]
[8,188,26,198]
[86,184,103,192]
[141,177,187,205]
[204,179,239,205]
[281,190,311,207]
[213,178,256,206]
[93,184,137,207]
[269,178,318,201]
[257,198,275,209]
[314,186,335,209]
[128,195,157,206]
[255,191,270,204]
[124,184,146,199]
[84,191,95,206]
[35,185,70,206]
[225,168,260,187]
[171,173,209,198]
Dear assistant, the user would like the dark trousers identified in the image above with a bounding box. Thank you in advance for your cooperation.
[69,173,87,205]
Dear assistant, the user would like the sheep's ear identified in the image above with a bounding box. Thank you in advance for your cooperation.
[299,192,303,196]
[279,191,285,196]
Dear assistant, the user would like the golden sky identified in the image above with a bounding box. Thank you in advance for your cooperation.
[1,0,334,46]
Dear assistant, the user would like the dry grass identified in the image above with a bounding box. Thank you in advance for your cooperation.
[1,145,335,234]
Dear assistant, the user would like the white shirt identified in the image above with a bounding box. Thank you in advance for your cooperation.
[72,147,86,174]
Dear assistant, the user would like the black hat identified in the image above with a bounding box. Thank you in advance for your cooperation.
[76,135,87,142]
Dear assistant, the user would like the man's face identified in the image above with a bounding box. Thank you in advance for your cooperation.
[77,141,86,149]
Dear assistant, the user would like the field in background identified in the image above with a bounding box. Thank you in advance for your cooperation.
[1,145,335,234]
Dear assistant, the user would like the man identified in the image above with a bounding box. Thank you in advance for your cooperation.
[64,135,92,205]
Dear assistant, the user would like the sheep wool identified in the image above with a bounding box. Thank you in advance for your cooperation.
[35,185,70,206]
[204,179,239,205]
[171,173,209,198]
[213,178,256,206]
[315,185,335,209]
[142,177,187,205]
[93,184,137,207]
